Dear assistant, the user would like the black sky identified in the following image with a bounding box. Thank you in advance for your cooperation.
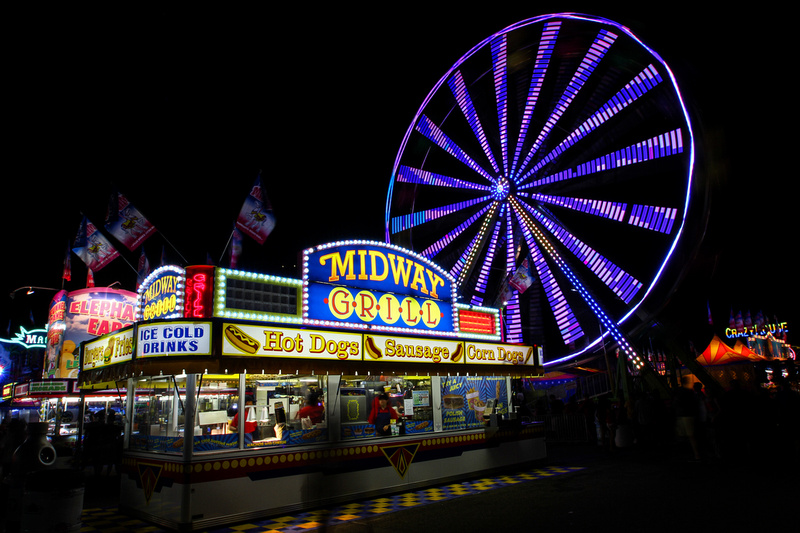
[3,5,796,350]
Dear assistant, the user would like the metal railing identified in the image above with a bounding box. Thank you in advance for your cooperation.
[533,414,594,443]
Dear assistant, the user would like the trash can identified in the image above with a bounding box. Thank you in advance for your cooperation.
[21,469,85,533]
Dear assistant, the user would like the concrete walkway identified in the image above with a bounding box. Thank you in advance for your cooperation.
[70,440,799,531]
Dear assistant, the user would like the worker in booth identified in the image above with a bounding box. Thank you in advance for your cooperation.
[368,392,398,436]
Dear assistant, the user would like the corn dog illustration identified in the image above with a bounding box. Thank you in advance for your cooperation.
[224,324,260,354]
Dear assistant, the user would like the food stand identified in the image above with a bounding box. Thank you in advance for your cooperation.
[79,241,546,531]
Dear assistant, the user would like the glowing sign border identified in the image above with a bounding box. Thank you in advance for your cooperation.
[0,326,48,349]
[214,268,303,324]
[136,265,186,321]
[302,240,459,338]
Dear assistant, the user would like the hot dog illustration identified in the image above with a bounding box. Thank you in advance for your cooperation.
[224,324,260,354]
[451,343,464,362]
[365,335,383,359]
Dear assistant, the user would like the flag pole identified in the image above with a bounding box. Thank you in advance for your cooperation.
[219,229,234,266]
[157,232,190,265]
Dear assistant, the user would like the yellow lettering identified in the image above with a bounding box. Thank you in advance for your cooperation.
[388,254,413,287]
[357,249,368,280]
[425,270,444,299]
[320,251,356,282]
[369,250,389,282]
[410,263,428,295]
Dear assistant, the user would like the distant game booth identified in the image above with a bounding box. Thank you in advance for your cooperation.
[78,242,545,531]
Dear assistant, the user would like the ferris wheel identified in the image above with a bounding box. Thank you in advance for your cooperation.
[386,13,695,365]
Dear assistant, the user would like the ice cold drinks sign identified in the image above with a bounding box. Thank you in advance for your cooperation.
[137,322,212,358]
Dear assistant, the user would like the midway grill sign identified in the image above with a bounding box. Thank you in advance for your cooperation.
[137,265,186,321]
[303,242,456,334]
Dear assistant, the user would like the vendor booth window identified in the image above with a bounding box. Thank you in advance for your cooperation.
[193,375,240,451]
[441,375,508,431]
[193,374,328,452]
[129,375,189,453]
[340,376,433,439]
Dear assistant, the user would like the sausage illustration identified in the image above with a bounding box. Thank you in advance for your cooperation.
[365,336,383,359]
[224,324,260,354]
[451,343,464,362]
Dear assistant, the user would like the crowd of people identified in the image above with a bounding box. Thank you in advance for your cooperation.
[530,377,800,462]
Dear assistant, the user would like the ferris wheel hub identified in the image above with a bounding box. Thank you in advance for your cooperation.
[492,178,511,201]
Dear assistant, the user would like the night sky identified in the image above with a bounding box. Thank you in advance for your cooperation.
[3,5,796,355]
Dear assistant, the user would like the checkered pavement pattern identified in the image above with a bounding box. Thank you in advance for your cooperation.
[80,465,584,532]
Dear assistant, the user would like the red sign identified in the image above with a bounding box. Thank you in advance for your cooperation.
[458,309,497,335]
[184,266,215,319]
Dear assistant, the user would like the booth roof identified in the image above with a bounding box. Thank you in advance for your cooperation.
[696,336,767,365]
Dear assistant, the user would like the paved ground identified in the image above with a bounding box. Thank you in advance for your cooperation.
[11,438,800,532]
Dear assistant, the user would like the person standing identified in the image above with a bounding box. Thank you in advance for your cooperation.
[228,394,257,440]
[368,393,398,436]
[296,391,325,425]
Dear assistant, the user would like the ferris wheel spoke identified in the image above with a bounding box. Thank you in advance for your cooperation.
[526,193,678,235]
[419,203,493,259]
[416,115,497,185]
[449,70,501,175]
[502,205,523,343]
[515,197,643,304]
[469,204,505,306]
[449,202,500,286]
[390,195,492,234]
[514,211,584,344]
[490,36,509,176]
[514,29,618,183]
[520,128,686,191]
[518,64,665,183]
[396,165,492,192]
[510,21,561,179]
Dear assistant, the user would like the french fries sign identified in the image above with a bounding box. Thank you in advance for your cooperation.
[222,323,534,367]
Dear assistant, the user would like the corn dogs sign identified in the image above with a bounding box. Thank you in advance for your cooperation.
[303,242,456,333]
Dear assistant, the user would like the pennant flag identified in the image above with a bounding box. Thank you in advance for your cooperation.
[230,227,243,268]
[62,240,72,282]
[734,311,744,332]
[235,175,275,245]
[137,248,151,289]
[105,190,157,251]
[755,310,765,328]
[73,216,119,272]
[160,245,167,267]
[707,301,713,325]
[508,258,534,294]
[86,267,95,288]
[728,309,735,330]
